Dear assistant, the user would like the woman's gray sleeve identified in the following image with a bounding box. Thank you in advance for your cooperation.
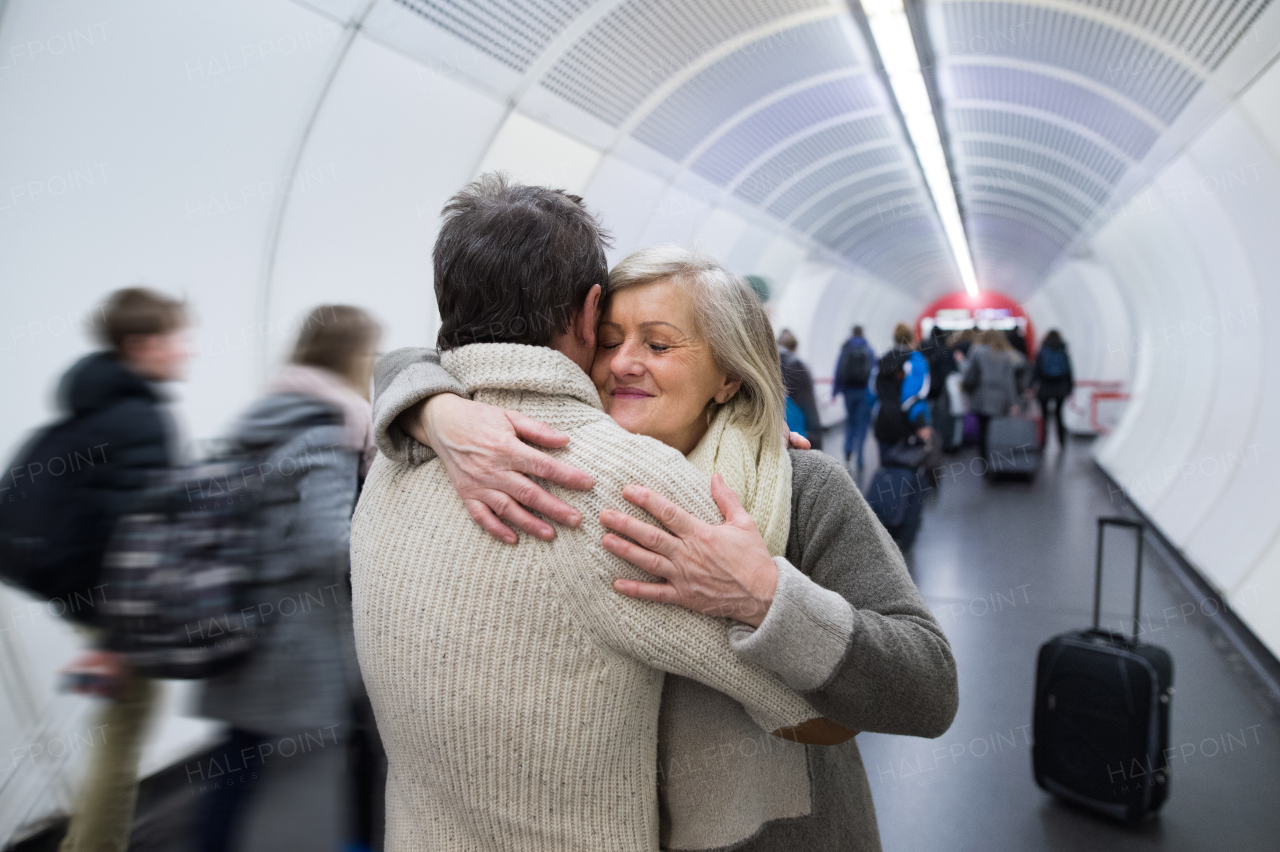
[731,454,959,739]
[372,347,468,466]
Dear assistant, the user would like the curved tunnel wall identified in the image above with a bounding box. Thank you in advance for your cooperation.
[1024,52,1280,658]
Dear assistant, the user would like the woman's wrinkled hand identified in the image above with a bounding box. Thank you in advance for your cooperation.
[601,473,779,627]
[407,394,594,544]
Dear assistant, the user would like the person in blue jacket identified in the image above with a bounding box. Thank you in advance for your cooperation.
[874,323,932,462]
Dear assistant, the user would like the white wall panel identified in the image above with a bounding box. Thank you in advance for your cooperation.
[1178,124,1280,596]
[290,0,370,22]
[693,207,751,264]
[725,224,776,275]
[638,185,713,248]
[0,0,343,453]
[1092,199,1218,527]
[1090,57,1280,657]
[751,237,810,303]
[579,155,669,266]
[475,109,603,196]
[0,0,343,832]
[270,34,507,359]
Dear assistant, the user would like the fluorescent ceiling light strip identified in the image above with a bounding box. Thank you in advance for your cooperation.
[860,0,979,296]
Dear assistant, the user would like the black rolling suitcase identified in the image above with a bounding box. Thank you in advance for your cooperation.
[986,415,1039,479]
[1032,517,1173,822]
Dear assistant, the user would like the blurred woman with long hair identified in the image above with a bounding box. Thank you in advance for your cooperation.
[196,305,380,852]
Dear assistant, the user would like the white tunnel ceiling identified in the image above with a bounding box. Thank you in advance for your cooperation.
[378,0,1272,299]
[385,0,960,296]
[925,0,1274,297]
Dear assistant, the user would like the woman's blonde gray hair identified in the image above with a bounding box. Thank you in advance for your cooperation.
[608,246,785,444]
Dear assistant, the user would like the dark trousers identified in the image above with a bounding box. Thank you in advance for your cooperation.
[843,389,871,467]
[977,413,992,461]
[198,729,271,852]
[1040,395,1067,448]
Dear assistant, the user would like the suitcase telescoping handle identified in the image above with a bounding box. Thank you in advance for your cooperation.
[1092,516,1146,639]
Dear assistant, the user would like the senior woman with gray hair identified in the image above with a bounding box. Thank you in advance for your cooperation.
[376,246,958,851]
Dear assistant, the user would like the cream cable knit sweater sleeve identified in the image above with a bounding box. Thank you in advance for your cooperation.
[352,344,819,852]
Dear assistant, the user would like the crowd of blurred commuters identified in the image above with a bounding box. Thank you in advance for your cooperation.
[0,290,386,850]
[823,319,1075,549]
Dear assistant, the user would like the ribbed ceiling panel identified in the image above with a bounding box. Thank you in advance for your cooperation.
[393,0,594,72]
[771,148,908,220]
[632,18,858,160]
[385,0,1274,300]
[932,0,1273,295]
[539,0,831,125]
[691,75,880,185]
[733,115,893,203]
[949,107,1129,182]
[1073,0,1272,67]
[943,2,1203,122]
[948,64,1160,159]
[959,138,1112,203]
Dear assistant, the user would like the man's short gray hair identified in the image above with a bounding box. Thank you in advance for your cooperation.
[608,246,786,444]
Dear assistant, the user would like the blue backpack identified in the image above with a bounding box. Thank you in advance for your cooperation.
[1040,347,1069,378]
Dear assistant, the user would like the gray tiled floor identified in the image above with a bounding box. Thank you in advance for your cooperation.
[829,428,1280,851]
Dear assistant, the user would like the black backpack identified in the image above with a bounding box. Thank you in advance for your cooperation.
[837,342,873,389]
[874,350,912,445]
[0,419,115,621]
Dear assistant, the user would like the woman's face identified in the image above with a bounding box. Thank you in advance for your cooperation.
[591,280,740,455]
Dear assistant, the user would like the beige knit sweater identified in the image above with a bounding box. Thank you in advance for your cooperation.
[351,343,820,852]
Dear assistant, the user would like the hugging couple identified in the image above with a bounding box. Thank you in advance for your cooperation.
[350,174,958,852]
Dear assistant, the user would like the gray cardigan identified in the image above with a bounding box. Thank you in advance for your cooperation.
[371,348,958,851]
[963,344,1021,417]
[199,393,364,738]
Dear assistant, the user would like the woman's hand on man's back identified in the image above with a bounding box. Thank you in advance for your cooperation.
[407,394,595,544]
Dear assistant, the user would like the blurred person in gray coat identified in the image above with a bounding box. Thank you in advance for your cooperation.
[194,305,380,852]
[962,329,1021,460]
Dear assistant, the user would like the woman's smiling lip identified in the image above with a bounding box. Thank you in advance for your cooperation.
[611,387,653,399]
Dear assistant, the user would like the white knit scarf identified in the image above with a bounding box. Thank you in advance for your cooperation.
[686,402,792,557]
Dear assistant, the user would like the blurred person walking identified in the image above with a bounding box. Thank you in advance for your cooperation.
[921,326,956,456]
[0,288,189,852]
[776,329,823,450]
[864,324,933,549]
[1033,329,1075,450]
[874,323,932,461]
[832,325,875,473]
[194,305,380,852]
[962,329,1020,461]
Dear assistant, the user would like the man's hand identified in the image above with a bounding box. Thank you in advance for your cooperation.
[601,474,778,627]
[400,394,594,544]
[916,425,933,442]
